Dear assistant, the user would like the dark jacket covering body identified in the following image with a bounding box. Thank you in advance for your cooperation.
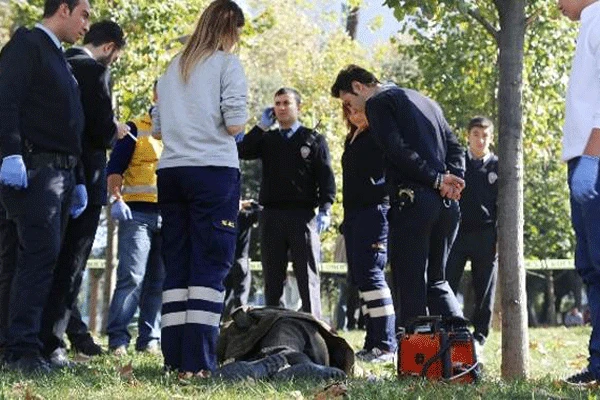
[217,306,355,374]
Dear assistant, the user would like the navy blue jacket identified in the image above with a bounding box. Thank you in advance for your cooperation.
[0,27,84,158]
[459,151,498,231]
[365,86,464,188]
[238,125,336,211]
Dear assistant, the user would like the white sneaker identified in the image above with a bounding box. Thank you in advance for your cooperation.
[357,347,395,364]
[474,341,485,366]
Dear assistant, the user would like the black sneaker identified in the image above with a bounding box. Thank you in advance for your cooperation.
[6,354,53,374]
[72,336,104,356]
[565,368,596,386]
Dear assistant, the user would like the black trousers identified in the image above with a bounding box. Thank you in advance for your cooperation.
[446,225,498,343]
[0,165,75,358]
[388,187,463,329]
[0,203,18,347]
[260,208,322,319]
[39,204,102,354]
[223,214,254,319]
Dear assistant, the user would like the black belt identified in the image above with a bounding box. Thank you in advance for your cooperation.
[25,152,78,170]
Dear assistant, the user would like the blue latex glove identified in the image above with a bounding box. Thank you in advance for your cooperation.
[70,184,88,219]
[234,131,245,143]
[316,210,331,234]
[572,155,599,204]
[258,107,275,130]
[111,199,132,221]
[0,155,28,189]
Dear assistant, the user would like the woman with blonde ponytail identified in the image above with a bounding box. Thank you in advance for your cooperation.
[155,0,247,377]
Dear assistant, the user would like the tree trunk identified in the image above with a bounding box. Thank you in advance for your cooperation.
[544,270,557,325]
[494,0,529,379]
[102,206,118,333]
[345,5,359,40]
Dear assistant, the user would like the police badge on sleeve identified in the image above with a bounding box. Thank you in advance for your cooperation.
[488,171,498,185]
[300,145,311,159]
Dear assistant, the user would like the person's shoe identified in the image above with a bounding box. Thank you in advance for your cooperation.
[72,336,104,357]
[111,345,128,357]
[47,348,75,369]
[6,354,53,374]
[356,347,394,364]
[564,368,596,386]
[474,340,485,366]
[136,342,161,356]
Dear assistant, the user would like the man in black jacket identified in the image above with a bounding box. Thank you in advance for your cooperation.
[0,0,91,373]
[39,20,127,366]
[237,88,336,320]
[331,65,466,330]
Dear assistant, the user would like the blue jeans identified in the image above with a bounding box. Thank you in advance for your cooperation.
[107,209,165,350]
[568,158,600,378]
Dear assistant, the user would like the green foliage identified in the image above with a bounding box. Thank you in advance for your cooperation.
[385,0,575,259]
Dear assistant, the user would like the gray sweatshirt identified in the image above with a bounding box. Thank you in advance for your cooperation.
[156,51,248,170]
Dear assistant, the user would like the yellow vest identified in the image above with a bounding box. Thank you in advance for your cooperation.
[122,114,163,203]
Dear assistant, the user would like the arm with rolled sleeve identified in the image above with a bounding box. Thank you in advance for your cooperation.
[314,134,336,212]
[220,55,248,134]
[0,30,35,158]
[366,95,439,187]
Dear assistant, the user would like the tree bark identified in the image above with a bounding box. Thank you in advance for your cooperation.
[494,0,529,379]
[102,206,118,333]
[345,6,359,40]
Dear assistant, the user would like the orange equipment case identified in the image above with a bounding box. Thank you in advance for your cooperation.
[397,316,480,383]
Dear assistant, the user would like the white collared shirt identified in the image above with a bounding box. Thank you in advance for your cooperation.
[467,149,493,164]
[562,1,600,161]
[34,23,61,50]
[280,120,302,138]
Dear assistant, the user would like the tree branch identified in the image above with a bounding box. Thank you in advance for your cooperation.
[464,7,499,44]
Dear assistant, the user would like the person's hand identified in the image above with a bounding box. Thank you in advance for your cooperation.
[258,107,275,131]
[234,131,245,143]
[316,210,331,234]
[116,122,131,140]
[111,199,133,221]
[571,155,599,203]
[443,173,465,192]
[440,182,461,200]
[0,155,27,189]
[71,184,88,219]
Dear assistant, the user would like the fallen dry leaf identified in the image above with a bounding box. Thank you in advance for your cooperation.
[314,382,348,400]
[119,361,134,381]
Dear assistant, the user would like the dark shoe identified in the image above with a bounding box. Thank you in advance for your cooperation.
[272,362,346,381]
[72,335,104,356]
[6,354,53,374]
[565,368,596,386]
[47,348,75,369]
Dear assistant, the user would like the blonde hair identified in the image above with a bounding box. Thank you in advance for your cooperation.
[179,0,245,83]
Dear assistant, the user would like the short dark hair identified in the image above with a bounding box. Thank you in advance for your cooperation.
[331,64,380,98]
[83,20,126,49]
[467,116,494,132]
[275,87,301,105]
[43,0,79,18]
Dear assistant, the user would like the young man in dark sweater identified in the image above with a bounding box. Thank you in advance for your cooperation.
[446,117,498,361]
[237,88,336,319]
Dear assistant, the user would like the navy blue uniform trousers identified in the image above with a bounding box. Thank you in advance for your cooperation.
[259,208,322,319]
[388,187,463,329]
[446,225,497,344]
[344,204,396,352]
[0,202,17,348]
[0,165,75,358]
[158,166,239,373]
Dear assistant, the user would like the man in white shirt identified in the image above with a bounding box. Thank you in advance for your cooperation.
[558,0,600,386]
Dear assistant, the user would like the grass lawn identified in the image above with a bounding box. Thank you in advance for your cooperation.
[1,326,598,399]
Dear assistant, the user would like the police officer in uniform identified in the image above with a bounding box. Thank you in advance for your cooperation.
[0,0,91,373]
[238,88,336,319]
[446,116,498,352]
[331,65,466,329]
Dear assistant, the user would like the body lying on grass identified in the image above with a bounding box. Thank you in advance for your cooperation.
[214,306,354,381]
